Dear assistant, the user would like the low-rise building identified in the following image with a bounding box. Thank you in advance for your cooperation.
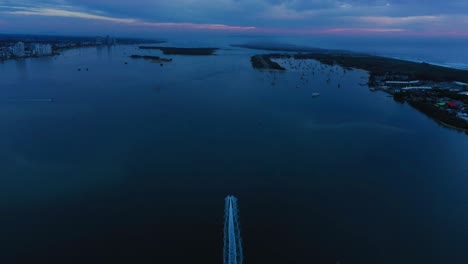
[0,47,11,59]
[402,86,432,91]
[386,80,420,88]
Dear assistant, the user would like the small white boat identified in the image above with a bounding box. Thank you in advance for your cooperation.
[312,92,320,97]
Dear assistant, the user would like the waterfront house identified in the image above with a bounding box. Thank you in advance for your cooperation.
[385,80,420,88]
[447,101,461,109]
[402,86,432,91]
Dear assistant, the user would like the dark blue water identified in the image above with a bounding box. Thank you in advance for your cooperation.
[1,43,468,264]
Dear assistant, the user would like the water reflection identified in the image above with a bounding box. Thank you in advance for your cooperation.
[107,45,113,61]
[1,44,468,264]
[15,59,27,80]
[96,45,114,61]
[39,55,53,63]
[96,45,103,58]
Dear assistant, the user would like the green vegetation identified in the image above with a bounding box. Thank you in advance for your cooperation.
[250,52,468,83]
[409,101,468,132]
[392,90,468,132]
[293,53,468,83]
[250,55,285,71]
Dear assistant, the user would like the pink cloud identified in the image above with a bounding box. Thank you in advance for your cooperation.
[322,28,406,33]
[397,30,468,38]
[3,7,138,23]
[247,26,468,38]
[136,22,256,31]
[3,3,468,37]
[2,6,256,32]
[252,27,406,36]
[358,16,444,26]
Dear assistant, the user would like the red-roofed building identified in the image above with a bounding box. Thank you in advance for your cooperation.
[447,101,459,109]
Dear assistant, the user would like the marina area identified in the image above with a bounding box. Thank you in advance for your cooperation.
[251,53,468,133]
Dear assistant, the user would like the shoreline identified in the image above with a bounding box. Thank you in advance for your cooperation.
[0,53,58,61]
[249,52,468,134]
[233,43,468,71]
[382,56,468,71]
[1,37,166,62]
[1,43,129,62]
[250,55,285,71]
[438,121,468,133]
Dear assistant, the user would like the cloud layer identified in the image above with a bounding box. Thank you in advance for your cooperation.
[0,0,467,37]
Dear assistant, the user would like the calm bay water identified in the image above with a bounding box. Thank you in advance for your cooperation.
[1,42,468,264]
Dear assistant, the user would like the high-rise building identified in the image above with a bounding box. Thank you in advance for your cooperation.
[12,42,25,57]
[44,44,52,55]
[32,44,52,56]
[0,47,10,59]
[96,37,103,45]
[97,35,116,46]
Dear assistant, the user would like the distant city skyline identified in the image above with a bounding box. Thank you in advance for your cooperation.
[0,0,468,38]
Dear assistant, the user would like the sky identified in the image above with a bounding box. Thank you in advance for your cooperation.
[0,0,468,38]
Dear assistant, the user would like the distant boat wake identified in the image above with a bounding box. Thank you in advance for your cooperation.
[0,98,53,103]
[224,195,243,264]
[303,121,410,133]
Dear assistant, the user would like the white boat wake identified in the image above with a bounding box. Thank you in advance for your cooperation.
[223,195,243,264]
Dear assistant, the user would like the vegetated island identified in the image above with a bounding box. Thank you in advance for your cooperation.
[129,55,172,62]
[250,52,468,133]
[139,46,219,55]
[251,55,286,71]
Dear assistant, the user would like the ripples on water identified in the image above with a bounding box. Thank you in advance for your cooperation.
[1,42,468,264]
